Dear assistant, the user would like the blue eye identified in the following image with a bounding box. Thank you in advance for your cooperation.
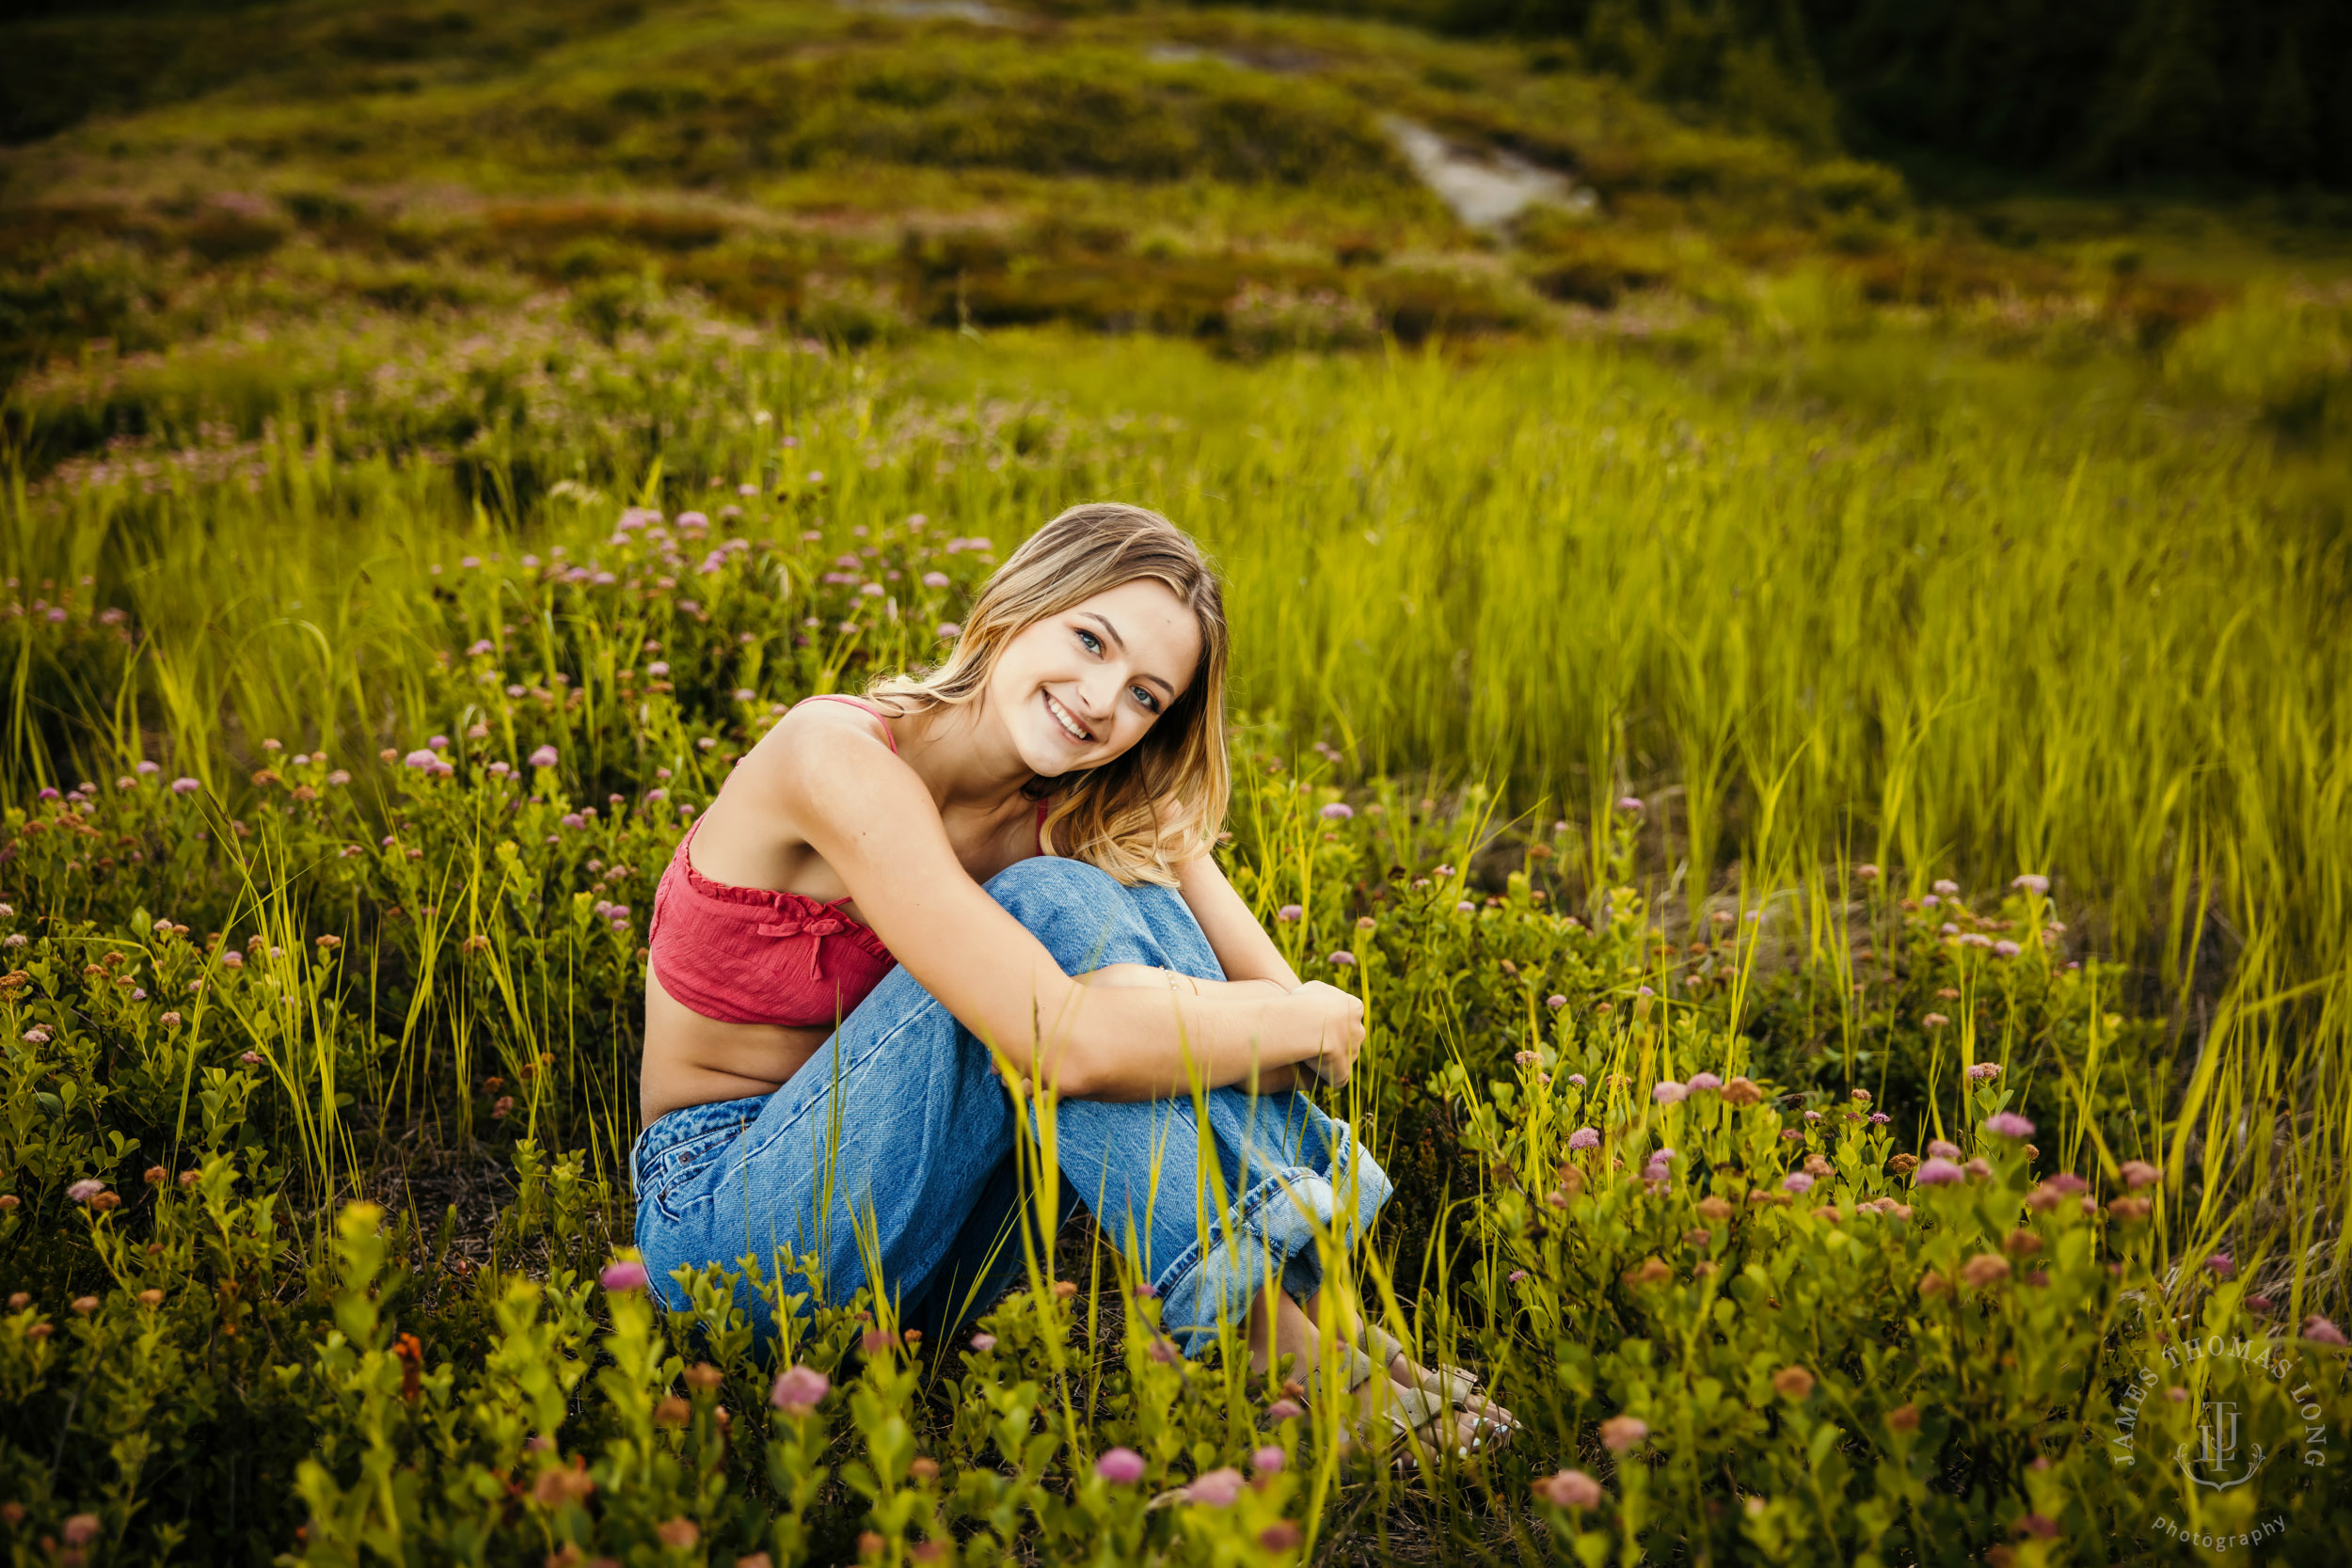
[1132,686,1160,713]
[1076,629,1101,654]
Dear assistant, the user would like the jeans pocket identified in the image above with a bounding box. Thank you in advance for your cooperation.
[638,1113,755,1221]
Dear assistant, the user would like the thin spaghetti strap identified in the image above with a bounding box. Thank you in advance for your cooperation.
[794,693,898,754]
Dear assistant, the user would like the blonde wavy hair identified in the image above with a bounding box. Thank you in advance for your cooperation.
[866,502,1231,887]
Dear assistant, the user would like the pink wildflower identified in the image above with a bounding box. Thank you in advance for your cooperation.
[1094,1448,1146,1484]
[1983,1112,2035,1138]
[1185,1468,1245,1508]
[1320,801,1353,820]
[770,1364,830,1413]
[599,1259,649,1292]
[1534,1469,1603,1510]
[529,745,559,768]
[1915,1159,1965,1186]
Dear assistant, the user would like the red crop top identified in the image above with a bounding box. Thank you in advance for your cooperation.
[646,695,1048,1030]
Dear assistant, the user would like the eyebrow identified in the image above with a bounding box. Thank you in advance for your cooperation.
[1080,611,1178,700]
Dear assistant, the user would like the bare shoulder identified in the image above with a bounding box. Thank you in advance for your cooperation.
[755,699,922,832]
[760,697,898,768]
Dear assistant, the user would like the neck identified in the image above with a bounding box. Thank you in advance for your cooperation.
[893,697,1043,817]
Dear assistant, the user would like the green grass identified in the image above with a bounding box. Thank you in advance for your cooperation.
[3,2,2351,1563]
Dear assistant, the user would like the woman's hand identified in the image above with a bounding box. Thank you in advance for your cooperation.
[1288,980,1365,1086]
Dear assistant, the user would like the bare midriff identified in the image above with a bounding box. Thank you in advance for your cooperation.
[641,962,835,1123]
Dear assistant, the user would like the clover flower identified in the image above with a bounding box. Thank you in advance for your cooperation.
[1652,1080,1689,1105]
[2205,1254,2234,1277]
[530,745,559,768]
[1984,1112,2035,1138]
[1932,879,1959,896]
[172,777,201,794]
[599,1259,649,1292]
[1328,950,1355,966]
[2303,1316,2347,1346]
[1266,1398,1304,1420]
[1567,1127,1600,1151]
[1319,801,1353,820]
[68,1179,106,1203]
[1915,1158,1965,1186]
[1251,1446,1285,1475]
[1547,993,1566,1009]
[1687,1071,1723,1092]
[1277,904,1301,923]
[403,749,436,769]
[1965,1062,2001,1082]
[1782,1172,1814,1194]
[2011,873,2050,895]
[968,1334,997,1352]
[1185,1468,1245,1508]
[1094,1448,1146,1484]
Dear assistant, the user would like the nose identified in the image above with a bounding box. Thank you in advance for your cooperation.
[1073,673,1118,721]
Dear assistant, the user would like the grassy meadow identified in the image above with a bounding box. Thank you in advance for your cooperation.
[5,2,2352,1564]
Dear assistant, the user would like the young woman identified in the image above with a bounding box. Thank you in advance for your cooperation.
[633,502,1508,1456]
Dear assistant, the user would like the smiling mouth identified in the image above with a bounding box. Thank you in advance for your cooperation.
[1043,690,1096,744]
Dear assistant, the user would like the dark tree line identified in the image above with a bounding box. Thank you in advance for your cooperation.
[1266,0,2352,188]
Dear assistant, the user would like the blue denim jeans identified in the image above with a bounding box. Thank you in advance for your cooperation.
[631,855,1391,1356]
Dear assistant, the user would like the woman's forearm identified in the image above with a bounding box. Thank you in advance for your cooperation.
[1006,971,1319,1101]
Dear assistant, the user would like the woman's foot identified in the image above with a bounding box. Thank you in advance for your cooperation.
[1339,1364,1497,1467]
[1246,1289,1502,1468]
[1363,1324,1519,1443]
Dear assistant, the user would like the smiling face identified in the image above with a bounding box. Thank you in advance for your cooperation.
[984,577,1204,778]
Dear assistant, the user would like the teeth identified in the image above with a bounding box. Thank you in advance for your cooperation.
[1046,692,1091,742]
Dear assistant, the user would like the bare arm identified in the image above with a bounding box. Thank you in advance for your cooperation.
[776,717,1360,1101]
